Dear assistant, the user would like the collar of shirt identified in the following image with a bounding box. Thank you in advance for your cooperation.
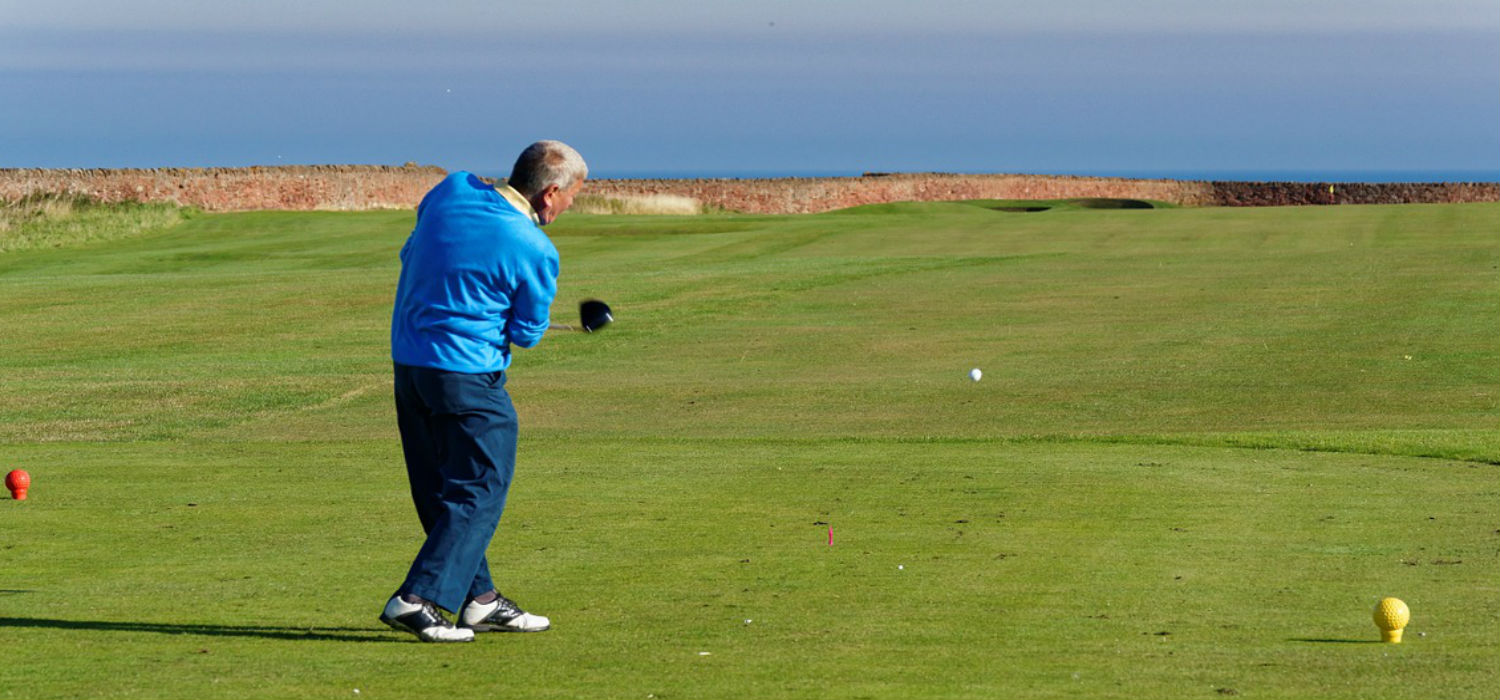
[496,183,541,225]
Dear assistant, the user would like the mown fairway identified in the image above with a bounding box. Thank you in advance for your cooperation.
[1,199,1497,699]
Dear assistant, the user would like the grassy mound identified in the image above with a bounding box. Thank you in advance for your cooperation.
[0,195,188,253]
[572,193,706,215]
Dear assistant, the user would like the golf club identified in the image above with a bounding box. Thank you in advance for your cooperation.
[552,299,613,332]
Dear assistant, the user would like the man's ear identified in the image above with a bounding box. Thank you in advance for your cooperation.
[532,183,559,211]
[526,185,551,215]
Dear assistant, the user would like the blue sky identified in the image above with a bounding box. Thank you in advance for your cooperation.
[2,1,1497,178]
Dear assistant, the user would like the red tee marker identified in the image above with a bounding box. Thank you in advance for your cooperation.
[5,470,29,500]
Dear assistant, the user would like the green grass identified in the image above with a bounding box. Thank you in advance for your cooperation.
[1,200,1498,698]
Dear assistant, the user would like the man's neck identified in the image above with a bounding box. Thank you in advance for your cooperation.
[497,183,541,224]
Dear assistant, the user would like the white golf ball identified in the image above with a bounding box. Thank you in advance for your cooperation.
[969,368,982,382]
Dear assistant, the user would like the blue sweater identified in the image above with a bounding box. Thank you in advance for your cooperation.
[391,172,559,373]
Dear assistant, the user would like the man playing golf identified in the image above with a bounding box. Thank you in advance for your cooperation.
[381,140,586,642]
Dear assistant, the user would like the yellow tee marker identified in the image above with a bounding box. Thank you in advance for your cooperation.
[1373,597,1410,643]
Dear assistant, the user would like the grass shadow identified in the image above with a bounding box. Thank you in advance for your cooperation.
[0,616,401,643]
[1069,198,1156,209]
[1290,638,1383,644]
[993,205,1052,213]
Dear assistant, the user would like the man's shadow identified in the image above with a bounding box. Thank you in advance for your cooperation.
[0,616,399,643]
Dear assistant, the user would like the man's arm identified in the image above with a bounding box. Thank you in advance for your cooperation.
[506,248,559,349]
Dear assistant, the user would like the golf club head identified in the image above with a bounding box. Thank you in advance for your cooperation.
[580,299,613,332]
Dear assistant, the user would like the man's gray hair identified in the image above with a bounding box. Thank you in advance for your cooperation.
[507,140,588,197]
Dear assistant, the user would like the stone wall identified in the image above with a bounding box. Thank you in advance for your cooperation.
[1204,181,1500,207]
[1,166,1495,213]
[584,173,1500,213]
[584,173,1220,213]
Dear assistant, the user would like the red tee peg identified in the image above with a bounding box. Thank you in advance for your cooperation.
[5,470,30,500]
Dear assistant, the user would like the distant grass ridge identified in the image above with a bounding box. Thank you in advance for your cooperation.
[0,194,187,253]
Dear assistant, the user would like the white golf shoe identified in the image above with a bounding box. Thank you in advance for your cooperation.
[459,592,551,633]
[380,596,475,643]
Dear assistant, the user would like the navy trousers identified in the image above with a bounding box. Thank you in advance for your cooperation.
[392,363,517,613]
